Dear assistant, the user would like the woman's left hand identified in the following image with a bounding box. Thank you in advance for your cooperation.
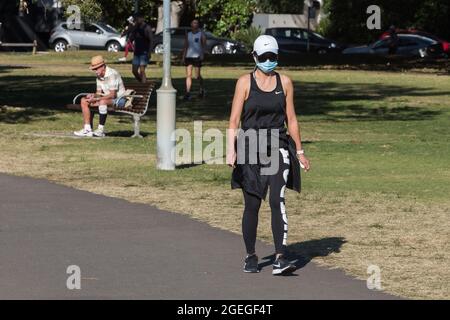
[298,154,311,172]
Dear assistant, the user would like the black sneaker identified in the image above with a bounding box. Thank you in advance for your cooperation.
[183,93,191,101]
[243,254,259,273]
[272,256,296,275]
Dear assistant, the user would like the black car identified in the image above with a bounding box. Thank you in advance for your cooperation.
[265,27,344,54]
[343,34,444,58]
[152,27,245,55]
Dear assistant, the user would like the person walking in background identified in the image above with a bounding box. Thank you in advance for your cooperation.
[129,13,153,83]
[182,19,206,101]
[118,16,135,62]
[387,25,399,55]
[227,35,310,275]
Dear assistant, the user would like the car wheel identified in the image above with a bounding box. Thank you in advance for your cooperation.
[53,40,67,53]
[154,43,164,54]
[418,48,427,58]
[211,44,225,55]
[106,41,121,52]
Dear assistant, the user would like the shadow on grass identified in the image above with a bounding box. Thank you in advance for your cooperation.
[0,65,31,74]
[258,237,347,273]
[0,106,56,124]
[106,130,153,138]
[172,78,445,122]
[0,74,446,124]
[181,53,450,73]
[176,161,206,169]
[0,75,93,110]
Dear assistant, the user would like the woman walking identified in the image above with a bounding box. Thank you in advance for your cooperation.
[182,19,206,100]
[118,16,135,62]
[227,35,310,275]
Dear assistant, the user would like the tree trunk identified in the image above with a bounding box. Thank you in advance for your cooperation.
[156,1,185,34]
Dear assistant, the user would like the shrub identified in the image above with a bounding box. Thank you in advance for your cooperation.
[232,26,262,53]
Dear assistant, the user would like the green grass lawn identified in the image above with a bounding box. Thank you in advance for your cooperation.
[0,51,449,299]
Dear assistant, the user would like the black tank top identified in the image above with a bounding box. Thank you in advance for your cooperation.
[240,71,288,150]
[232,72,301,198]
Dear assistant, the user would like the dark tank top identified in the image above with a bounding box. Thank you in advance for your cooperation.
[240,71,288,151]
[232,71,301,199]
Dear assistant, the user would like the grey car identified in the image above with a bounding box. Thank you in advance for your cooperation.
[343,34,443,58]
[49,22,127,52]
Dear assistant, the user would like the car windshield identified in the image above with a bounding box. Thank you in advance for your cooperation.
[60,22,83,31]
[400,35,435,45]
[97,23,118,34]
[312,32,325,40]
[401,32,440,42]
[418,33,440,41]
[371,39,386,48]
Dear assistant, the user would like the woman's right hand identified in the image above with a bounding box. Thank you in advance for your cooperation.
[226,149,236,168]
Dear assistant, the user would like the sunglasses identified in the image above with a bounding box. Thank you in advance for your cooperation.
[255,52,278,62]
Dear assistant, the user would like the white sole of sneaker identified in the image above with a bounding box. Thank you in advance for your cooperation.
[243,263,260,273]
[272,265,296,275]
[243,268,260,273]
[74,133,93,137]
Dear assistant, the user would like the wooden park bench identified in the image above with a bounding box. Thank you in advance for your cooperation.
[0,40,38,55]
[66,81,154,138]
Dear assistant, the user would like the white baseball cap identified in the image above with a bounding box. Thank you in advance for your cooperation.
[127,16,134,24]
[253,35,279,55]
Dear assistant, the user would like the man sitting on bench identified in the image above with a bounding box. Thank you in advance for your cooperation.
[74,55,126,137]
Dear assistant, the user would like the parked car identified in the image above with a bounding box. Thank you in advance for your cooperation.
[152,27,246,55]
[380,28,450,55]
[343,34,444,58]
[264,27,345,54]
[49,22,127,52]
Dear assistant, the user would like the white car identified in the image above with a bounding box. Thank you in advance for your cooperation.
[49,22,127,52]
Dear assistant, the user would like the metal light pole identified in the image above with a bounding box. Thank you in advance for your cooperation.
[307,0,319,53]
[156,0,177,170]
[134,0,139,14]
[306,2,311,53]
[307,3,311,53]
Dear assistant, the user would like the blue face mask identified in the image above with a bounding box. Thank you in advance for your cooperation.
[256,59,278,73]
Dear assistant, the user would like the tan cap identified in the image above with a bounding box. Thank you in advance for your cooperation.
[89,55,106,70]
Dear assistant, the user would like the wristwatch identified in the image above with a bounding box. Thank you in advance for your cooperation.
[296,149,305,155]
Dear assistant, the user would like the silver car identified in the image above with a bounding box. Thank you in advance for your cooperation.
[49,22,126,52]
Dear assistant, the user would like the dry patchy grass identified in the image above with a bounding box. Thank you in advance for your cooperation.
[0,134,448,299]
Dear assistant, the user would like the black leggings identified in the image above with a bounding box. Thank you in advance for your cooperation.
[242,148,290,256]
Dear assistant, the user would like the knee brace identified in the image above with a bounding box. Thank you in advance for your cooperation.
[98,104,108,115]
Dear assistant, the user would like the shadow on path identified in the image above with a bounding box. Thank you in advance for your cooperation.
[259,237,347,274]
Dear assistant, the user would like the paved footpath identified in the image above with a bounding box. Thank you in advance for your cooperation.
[0,173,399,299]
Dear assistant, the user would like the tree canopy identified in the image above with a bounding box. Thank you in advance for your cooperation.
[319,0,450,44]
[10,0,448,42]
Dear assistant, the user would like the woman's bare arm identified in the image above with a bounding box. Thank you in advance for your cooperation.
[282,74,310,171]
[227,74,250,166]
